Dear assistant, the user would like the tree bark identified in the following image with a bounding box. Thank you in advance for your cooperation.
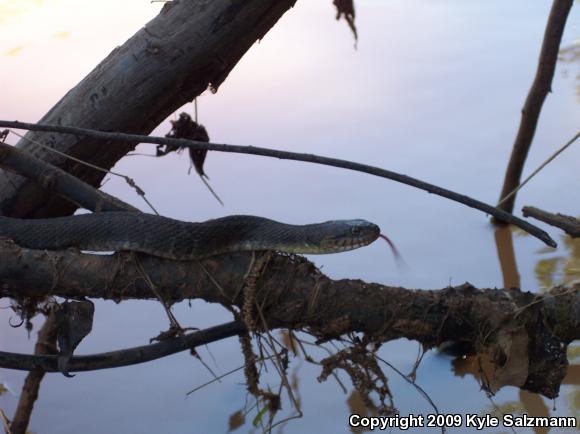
[0,244,578,398]
[0,0,296,219]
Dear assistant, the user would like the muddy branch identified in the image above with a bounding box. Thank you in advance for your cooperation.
[0,244,578,397]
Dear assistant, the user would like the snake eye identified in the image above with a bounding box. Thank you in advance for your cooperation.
[350,226,361,236]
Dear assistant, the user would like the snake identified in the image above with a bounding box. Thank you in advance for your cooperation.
[0,212,381,260]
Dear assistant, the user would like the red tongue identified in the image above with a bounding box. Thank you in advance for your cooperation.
[378,233,402,260]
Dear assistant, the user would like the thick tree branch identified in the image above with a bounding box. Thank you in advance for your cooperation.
[497,0,574,214]
[0,243,578,397]
[523,206,580,237]
[0,120,557,248]
[0,0,297,219]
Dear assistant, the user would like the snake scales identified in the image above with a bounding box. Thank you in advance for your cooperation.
[0,212,380,260]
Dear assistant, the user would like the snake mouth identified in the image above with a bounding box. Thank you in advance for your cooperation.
[317,221,381,254]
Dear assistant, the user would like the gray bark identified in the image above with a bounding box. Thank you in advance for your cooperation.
[0,0,296,218]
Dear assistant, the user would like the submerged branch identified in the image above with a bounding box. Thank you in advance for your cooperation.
[0,120,557,247]
[0,243,577,397]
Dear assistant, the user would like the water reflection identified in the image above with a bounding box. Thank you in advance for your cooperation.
[560,42,580,101]
[535,236,580,289]
[494,226,521,289]
[442,224,580,434]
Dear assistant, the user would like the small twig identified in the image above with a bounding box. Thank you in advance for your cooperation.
[376,355,443,434]
[0,139,136,213]
[199,175,224,206]
[0,120,556,247]
[0,408,13,434]
[256,311,302,416]
[407,344,426,382]
[523,206,580,238]
[9,129,159,215]
[133,254,181,329]
[185,354,278,396]
[498,131,580,207]
[256,341,303,432]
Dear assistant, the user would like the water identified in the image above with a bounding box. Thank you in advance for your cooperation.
[0,0,579,432]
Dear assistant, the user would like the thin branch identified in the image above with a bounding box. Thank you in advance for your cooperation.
[0,139,136,213]
[497,0,575,213]
[9,310,58,434]
[522,206,580,237]
[9,130,159,215]
[497,131,580,207]
[0,120,557,247]
[0,321,245,373]
[376,355,443,434]
[186,353,278,396]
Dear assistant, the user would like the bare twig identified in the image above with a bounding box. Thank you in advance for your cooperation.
[133,254,182,329]
[523,206,580,237]
[376,355,443,434]
[0,120,557,247]
[0,409,13,434]
[9,309,58,434]
[497,0,575,214]
[0,140,136,213]
[497,131,580,207]
[186,354,278,396]
[9,130,159,215]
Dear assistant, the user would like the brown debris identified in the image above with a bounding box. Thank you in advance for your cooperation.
[333,0,358,41]
[161,112,211,178]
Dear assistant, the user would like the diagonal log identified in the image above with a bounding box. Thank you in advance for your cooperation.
[0,0,297,218]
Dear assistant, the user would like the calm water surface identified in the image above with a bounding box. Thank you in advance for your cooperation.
[0,0,579,433]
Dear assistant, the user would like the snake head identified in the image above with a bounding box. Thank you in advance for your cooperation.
[317,219,380,253]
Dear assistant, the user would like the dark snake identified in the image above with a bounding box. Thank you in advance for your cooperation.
[0,212,380,259]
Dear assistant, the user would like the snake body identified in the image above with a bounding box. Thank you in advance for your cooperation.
[0,212,380,260]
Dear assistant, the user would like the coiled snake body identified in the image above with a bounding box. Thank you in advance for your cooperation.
[0,212,380,259]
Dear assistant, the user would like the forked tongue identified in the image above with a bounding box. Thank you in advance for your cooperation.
[378,233,406,267]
